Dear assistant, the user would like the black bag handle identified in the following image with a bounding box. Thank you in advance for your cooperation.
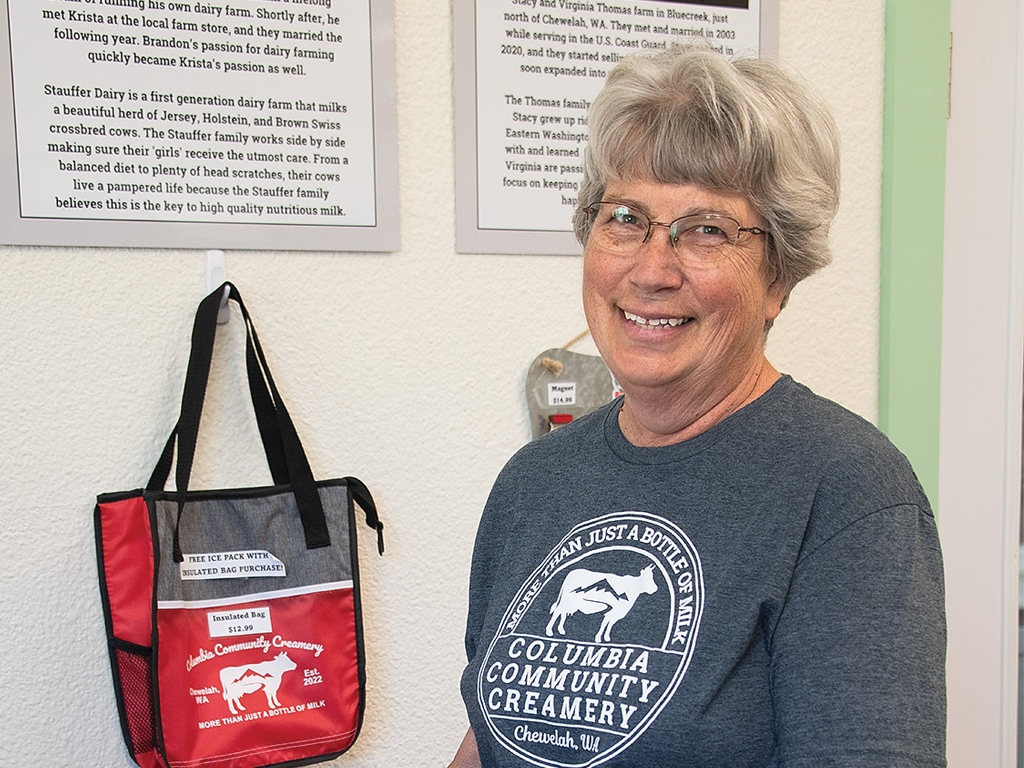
[147,324,289,491]
[159,283,330,561]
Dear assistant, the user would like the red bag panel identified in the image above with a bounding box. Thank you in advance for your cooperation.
[98,495,156,649]
[114,645,160,766]
[156,587,361,768]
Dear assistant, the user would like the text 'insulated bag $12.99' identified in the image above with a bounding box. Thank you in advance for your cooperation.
[95,283,385,768]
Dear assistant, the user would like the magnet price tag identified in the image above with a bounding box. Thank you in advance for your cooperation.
[548,382,577,407]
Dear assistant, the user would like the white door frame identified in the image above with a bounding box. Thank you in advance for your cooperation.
[940,1,1024,765]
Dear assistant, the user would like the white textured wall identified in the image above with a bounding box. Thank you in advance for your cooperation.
[0,1,883,765]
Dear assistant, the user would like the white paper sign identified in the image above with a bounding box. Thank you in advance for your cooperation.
[180,550,287,580]
[207,605,273,638]
[548,381,577,406]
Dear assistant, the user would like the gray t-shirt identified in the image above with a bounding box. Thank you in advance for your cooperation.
[461,376,946,767]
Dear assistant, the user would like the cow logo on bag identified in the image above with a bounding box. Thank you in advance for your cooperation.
[221,652,297,714]
[477,511,704,766]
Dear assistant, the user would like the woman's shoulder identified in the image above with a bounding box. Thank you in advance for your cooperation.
[763,376,906,459]
[765,376,933,520]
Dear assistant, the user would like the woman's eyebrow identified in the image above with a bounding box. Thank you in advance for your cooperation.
[606,199,732,219]
[602,197,650,212]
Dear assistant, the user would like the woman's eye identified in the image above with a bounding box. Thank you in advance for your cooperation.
[695,225,725,237]
[606,207,642,226]
[681,224,727,242]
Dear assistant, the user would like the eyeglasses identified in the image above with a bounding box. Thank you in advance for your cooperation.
[583,201,768,257]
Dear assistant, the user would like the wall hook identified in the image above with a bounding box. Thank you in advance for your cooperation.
[205,249,230,324]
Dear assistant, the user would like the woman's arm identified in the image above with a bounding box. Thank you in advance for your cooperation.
[448,727,482,768]
[770,505,946,766]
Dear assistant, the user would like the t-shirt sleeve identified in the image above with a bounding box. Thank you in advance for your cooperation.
[769,504,946,768]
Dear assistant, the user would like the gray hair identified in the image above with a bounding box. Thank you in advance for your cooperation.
[573,46,841,298]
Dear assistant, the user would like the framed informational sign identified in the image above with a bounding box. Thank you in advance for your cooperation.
[454,0,779,255]
[0,0,399,251]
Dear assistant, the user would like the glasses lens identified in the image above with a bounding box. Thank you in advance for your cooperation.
[670,214,740,251]
[591,203,649,252]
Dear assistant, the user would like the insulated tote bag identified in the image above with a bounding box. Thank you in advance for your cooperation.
[95,283,384,768]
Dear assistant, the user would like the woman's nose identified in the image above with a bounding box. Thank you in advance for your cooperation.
[630,226,684,290]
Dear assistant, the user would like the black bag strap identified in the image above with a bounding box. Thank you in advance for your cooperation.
[157,283,330,561]
[245,324,290,484]
[147,327,289,491]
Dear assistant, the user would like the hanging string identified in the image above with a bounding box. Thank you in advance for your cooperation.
[562,329,590,350]
[539,329,591,375]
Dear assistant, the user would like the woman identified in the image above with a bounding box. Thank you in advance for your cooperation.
[451,46,945,768]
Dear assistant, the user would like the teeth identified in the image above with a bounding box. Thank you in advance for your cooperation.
[623,310,689,327]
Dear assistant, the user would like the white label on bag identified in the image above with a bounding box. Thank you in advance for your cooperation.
[548,381,577,406]
[207,605,273,638]
[180,550,287,581]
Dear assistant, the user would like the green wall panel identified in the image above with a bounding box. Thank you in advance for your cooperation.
[880,0,950,506]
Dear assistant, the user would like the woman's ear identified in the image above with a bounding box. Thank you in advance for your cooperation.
[766,278,787,320]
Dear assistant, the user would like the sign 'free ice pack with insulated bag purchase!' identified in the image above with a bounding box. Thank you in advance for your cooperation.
[95,283,385,768]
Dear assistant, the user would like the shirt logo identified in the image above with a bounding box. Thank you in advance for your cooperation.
[477,511,704,766]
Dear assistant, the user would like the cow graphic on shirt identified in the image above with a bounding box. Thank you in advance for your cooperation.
[545,564,658,642]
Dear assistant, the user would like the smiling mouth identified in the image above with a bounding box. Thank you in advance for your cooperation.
[622,310,692,327]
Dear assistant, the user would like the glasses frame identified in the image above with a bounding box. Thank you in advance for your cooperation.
[583,201,769,254]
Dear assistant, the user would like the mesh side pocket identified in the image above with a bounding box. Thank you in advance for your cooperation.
[116,644,155,757]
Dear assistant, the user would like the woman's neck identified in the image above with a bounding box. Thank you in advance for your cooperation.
[617,358,781,447]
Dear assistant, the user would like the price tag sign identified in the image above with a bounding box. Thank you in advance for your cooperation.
[206,606,272,638]
[548,382,577,407]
